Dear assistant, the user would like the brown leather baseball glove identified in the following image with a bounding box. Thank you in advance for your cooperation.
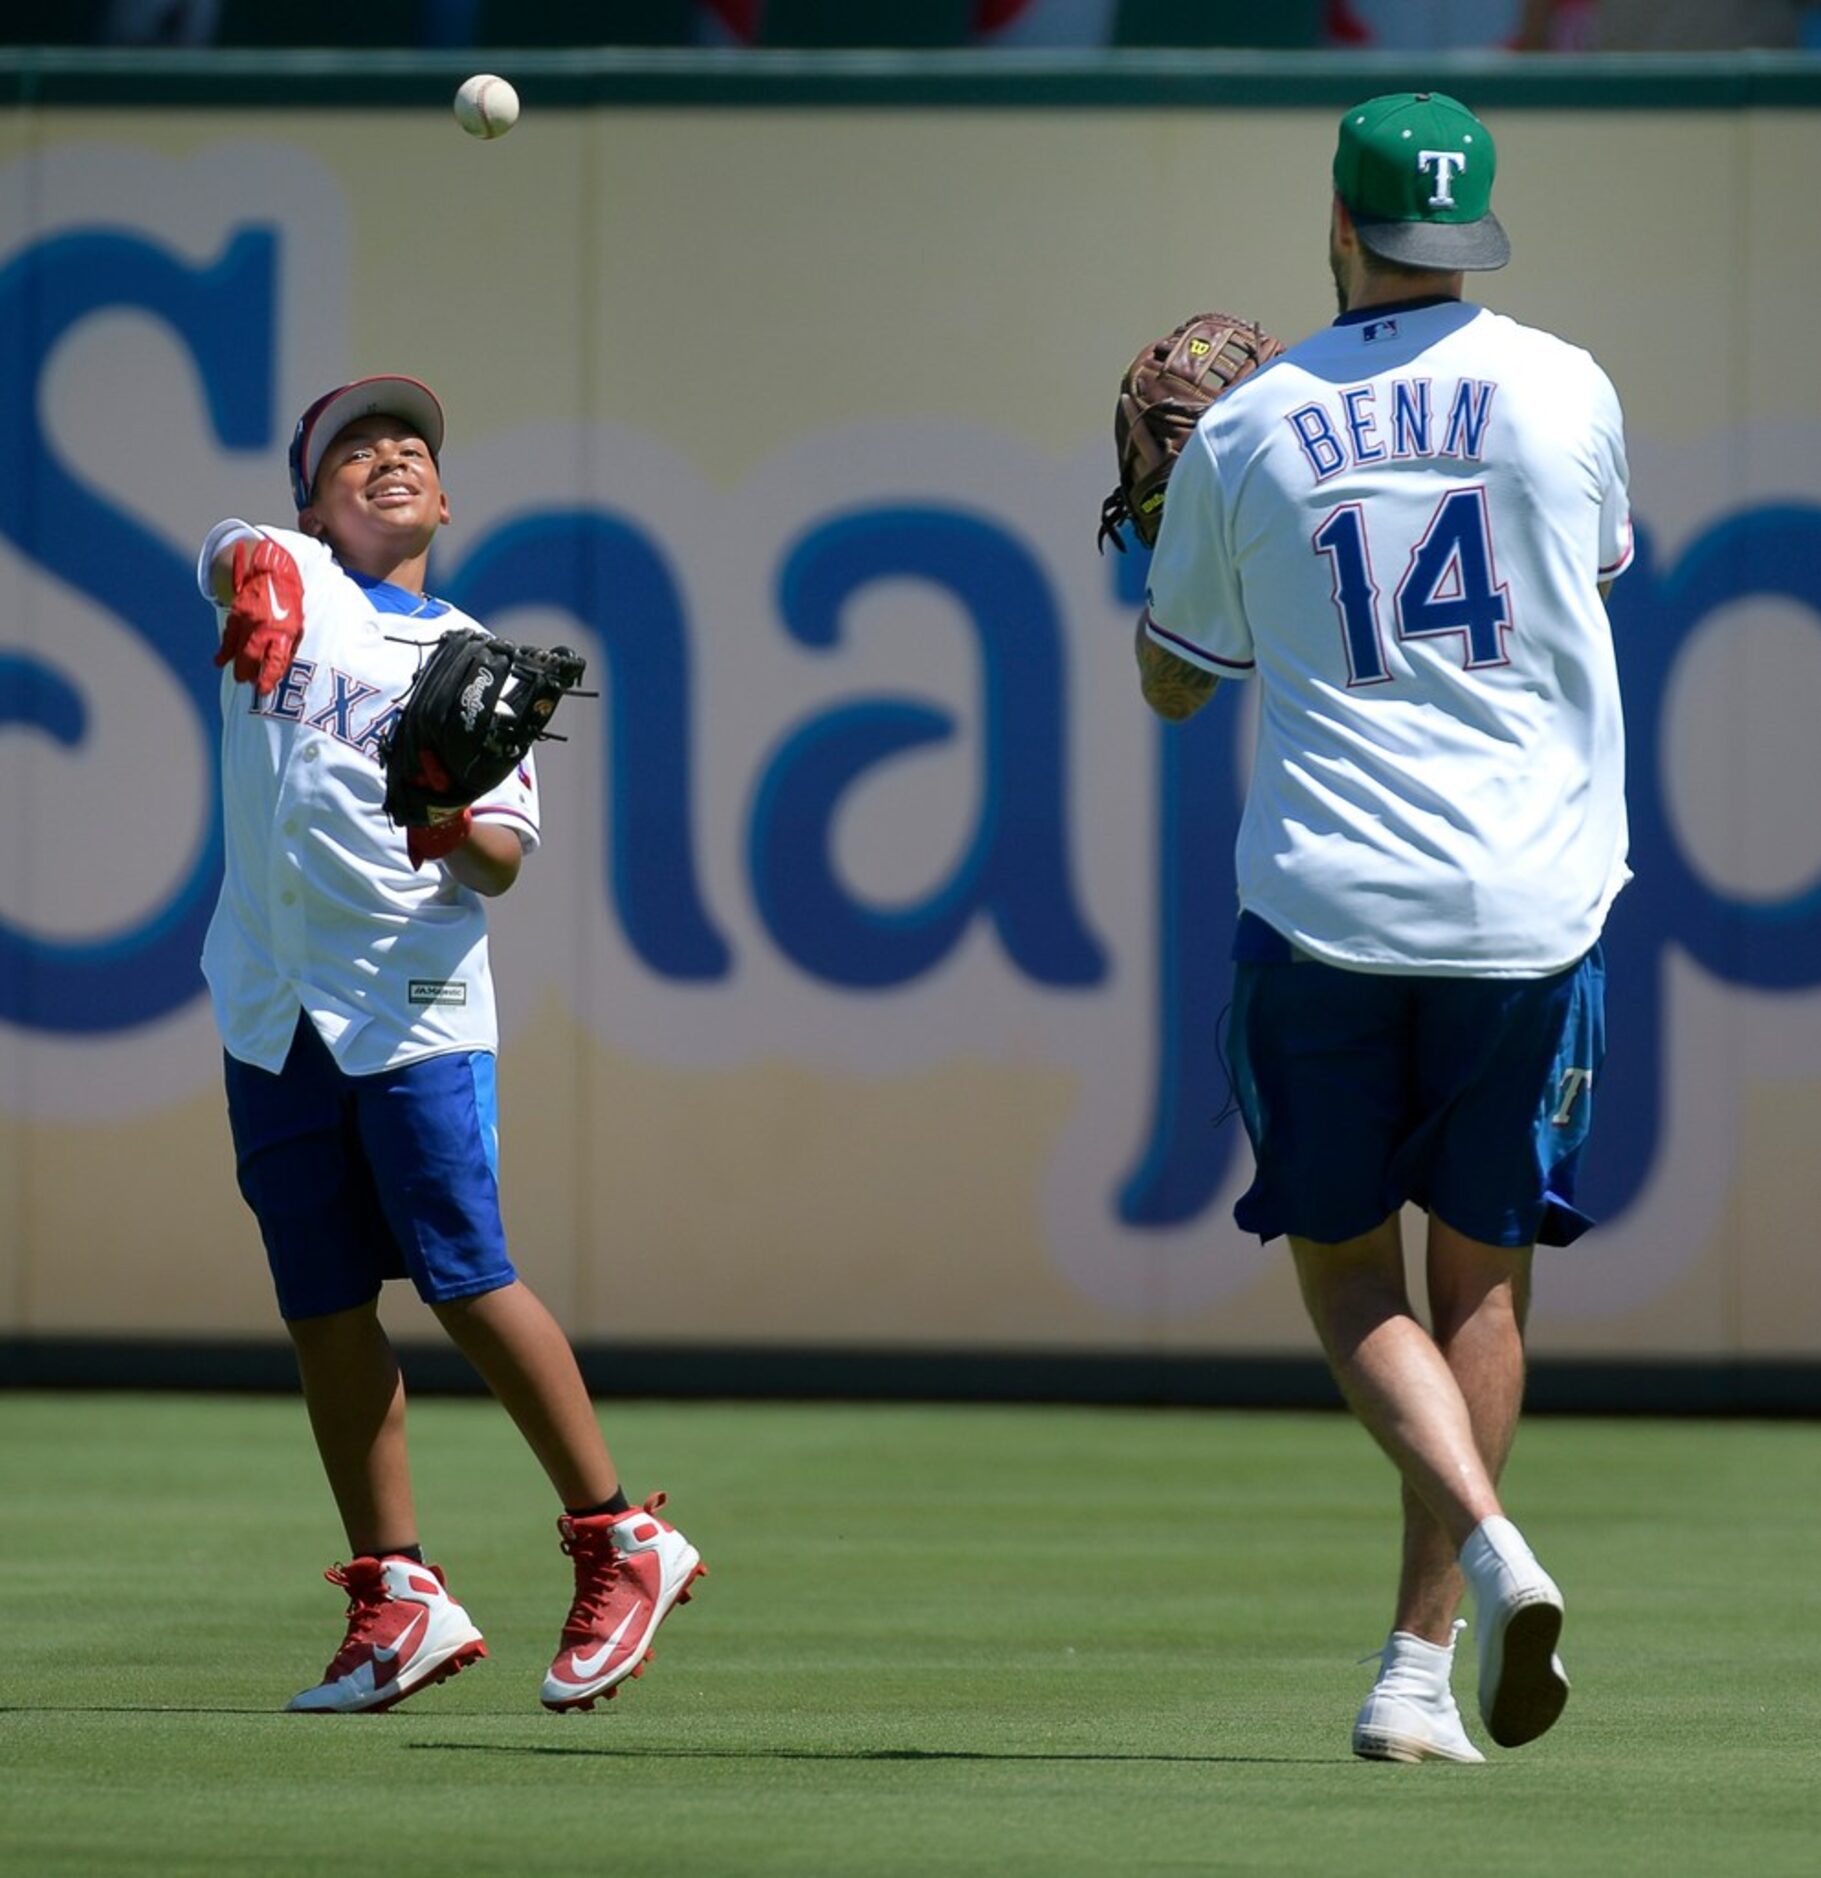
[1097,312,1284,554]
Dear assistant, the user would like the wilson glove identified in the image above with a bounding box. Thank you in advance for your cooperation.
[1097,311,1283,554]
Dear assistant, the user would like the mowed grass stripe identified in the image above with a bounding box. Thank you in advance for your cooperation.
[1,1395,1816,1875]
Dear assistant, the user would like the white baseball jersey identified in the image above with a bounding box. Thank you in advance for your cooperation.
[197,520,540,1074]
[1145,297,1633,977]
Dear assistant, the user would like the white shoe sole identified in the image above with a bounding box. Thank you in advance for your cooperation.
[1480,1593,1569,1747]
[288,1624,488,1714]
[540,1547,705,1712]
[1353,1724,1485,1765]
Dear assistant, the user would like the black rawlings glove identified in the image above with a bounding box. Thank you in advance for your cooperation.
[378,628,588,837]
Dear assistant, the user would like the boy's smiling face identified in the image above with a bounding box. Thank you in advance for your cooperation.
[301,414,450,571]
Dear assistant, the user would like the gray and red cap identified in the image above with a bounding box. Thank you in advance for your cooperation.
[288,375,446,511]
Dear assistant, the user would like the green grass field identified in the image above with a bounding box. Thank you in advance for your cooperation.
[2,1392,1817,1876]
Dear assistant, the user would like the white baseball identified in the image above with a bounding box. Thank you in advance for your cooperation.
[454,74,519,140]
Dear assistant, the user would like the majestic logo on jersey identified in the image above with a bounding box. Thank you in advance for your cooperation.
[1417,148,1467,207]
[408,979,468,1006]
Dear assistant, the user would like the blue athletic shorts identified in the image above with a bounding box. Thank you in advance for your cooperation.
[223,1013,517,1321]
[1224,942,1605,1250]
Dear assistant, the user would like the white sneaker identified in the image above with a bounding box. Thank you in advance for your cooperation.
[1459,1515,1569,1748]
[1352,1624,1485,1764]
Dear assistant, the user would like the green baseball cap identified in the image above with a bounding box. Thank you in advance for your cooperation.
[1333,92,1509,272]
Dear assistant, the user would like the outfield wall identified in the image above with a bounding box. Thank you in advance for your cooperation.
[2,54,1819,1395]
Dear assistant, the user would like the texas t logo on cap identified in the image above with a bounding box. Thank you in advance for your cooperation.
[1418,149,1467,207]
[1333,91,1510,273]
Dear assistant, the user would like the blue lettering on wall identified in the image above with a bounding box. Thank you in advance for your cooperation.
[444,511,730,980]
[752,506,1106,988]
[4,212,1820,1254]
[1107,542,1246,1227]
[0,656,86,744]
[1585,507,1821,1220]
[0,226,274,1031]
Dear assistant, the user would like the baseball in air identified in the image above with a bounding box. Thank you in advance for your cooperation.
[454,74,519,140]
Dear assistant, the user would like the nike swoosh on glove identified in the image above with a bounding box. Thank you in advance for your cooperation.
[216,536,305,696]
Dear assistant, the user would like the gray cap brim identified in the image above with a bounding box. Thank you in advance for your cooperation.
[1354,210,1510,272]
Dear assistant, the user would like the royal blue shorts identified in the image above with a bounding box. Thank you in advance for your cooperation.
[1224,942,1605,1250]
[224,1013,517,1321]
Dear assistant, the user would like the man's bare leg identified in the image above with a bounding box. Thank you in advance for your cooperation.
[1392,1221,1533,1642]
[1289,1213,1504,1552]
[1297,1213,1561,1758]
[1303,1215,1566,1748]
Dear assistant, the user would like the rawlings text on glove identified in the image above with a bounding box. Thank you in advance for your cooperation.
[377,629,590,870]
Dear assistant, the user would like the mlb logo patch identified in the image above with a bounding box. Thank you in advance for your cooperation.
[1362,317,1400,344]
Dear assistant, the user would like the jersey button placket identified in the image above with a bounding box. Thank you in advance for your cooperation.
[273,848,306,931]
[270,754,312,968]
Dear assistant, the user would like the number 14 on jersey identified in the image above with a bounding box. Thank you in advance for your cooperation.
[1314,485,1512,686]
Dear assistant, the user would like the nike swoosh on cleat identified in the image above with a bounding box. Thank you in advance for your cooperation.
[266,576,292,620]
[370,1607,429,1676]
[567,1603,645,1681]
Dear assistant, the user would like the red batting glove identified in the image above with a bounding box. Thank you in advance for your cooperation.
[407,806,473,869]
[215,537,305,696]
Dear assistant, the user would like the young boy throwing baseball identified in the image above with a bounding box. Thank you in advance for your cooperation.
[200,375,703,1713]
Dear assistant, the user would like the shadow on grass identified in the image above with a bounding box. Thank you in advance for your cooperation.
[0,1713,1330,1765]
[407,1741,1322,1766]
[0,1705,286,1716]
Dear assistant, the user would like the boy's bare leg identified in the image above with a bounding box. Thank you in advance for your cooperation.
[1392,1223,1533,1642]
[432,1280,619,1509]
[287,1298,419,1556]
[1290,1214,1504,1559]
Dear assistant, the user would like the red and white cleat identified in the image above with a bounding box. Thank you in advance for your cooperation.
[287,1556,487,1714]
[541,1493,705,1712]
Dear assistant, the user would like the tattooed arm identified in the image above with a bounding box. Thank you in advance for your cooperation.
[1135,613,1220,723]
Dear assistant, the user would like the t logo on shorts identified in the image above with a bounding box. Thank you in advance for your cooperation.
[1551,1067,1592,1126]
